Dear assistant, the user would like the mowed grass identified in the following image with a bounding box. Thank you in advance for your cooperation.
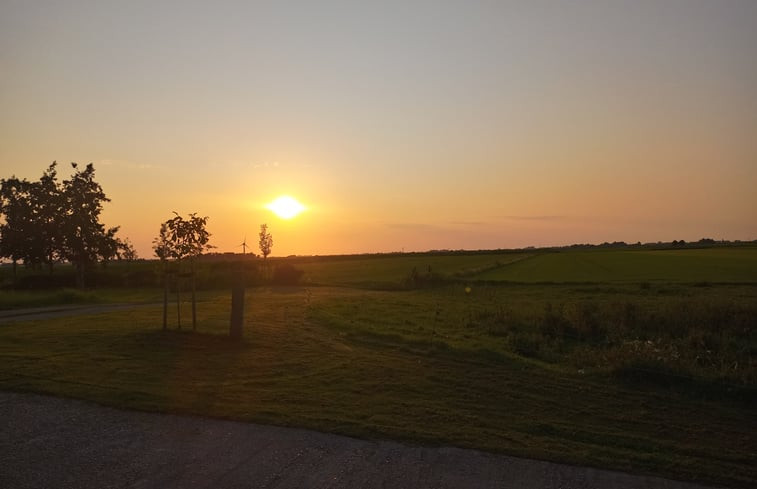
[474,247,757,283]
[1,284,756,488]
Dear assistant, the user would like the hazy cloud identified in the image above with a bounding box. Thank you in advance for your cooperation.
[384,222,446,231]
[247,161,314,169]
[252,161,281,169]
[501,215,567,221]
[449,221,487,226]
[97,159,158,170]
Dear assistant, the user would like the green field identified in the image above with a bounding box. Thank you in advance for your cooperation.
[1,246,756,487]
[293,247,757,286]
[473,248,757,283]
[293,251,529,287]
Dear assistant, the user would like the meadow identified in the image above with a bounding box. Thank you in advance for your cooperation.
[0,246,756,487]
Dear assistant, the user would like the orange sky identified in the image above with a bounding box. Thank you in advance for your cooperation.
[2,1,756,257]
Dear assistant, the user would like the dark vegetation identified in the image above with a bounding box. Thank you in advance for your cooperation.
[0,279,755,487]
[2,247,756,394]
[2,247,755,399]
[0,162,134,287]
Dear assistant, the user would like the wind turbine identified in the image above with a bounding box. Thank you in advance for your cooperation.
[238,236,248,255]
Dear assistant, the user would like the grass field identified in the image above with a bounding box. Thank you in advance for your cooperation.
[1,246,756,487]
[293,251,530,287]
[0,287,164,311]
[294,246,757,286]
[473,248,757,283]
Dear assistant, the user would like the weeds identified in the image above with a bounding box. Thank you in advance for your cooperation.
[479,296,757,389]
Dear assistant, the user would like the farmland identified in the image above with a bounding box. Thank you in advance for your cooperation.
[0,246,756,487]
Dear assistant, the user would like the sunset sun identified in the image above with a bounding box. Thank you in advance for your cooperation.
[266,195,306,219]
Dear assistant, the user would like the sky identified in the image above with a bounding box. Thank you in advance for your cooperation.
[1,0,756,257]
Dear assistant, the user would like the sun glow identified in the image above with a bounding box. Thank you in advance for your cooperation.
[266,195,306,219]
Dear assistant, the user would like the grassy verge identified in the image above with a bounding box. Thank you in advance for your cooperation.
[0,286,755,487]
[0,287,164,310]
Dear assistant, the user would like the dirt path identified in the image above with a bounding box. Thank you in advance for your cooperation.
[0,391,728,489]
[0,303,158,324]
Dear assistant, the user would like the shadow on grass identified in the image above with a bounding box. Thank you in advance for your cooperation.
[127,328,253,352]
[613,362,757,407]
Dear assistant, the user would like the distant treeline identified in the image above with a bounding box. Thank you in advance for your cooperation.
[211,237,755,262]
[0,256,303,291]
[545,237,756,251]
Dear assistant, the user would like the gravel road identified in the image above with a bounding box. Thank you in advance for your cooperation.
[0,391,727,489]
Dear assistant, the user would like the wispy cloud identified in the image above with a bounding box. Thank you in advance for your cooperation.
[501,215,567,221]
[384,222,446,231]
[247,161,314,169]
[449,221,487,226]
[97,159,158,170]
[252,161,281,169]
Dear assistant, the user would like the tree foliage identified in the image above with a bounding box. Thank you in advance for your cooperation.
[259,223,273,260]
[0,176,34,268]
[117,238,138,261]
[61,163,120,283]
[153,212,213,330]
[0,162,124,286]
[153,212,212,261]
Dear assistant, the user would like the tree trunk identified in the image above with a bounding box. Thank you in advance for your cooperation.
[191,259,197,331]
[176,275,181,330]
[12,259,17,288]
[162,271,168,330]
[76,262,85,288]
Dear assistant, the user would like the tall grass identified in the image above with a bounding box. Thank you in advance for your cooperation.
[308,283,757,401]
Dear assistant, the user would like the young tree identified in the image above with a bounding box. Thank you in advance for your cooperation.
[156,212,213,330]
[153,222,174,330]
[259,223,273,260]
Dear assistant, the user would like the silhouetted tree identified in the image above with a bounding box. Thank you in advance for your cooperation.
[116,237,139,288]
[0,176,34,283]
[259,223,273,260]
[98,227,121,267]
[155,212,212,330]
[60,163,120,287]
[153,222,174,329]
[1,162,120,287]
[32,162,64,273]
[0,163,65,275]
[118,238,138,261]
